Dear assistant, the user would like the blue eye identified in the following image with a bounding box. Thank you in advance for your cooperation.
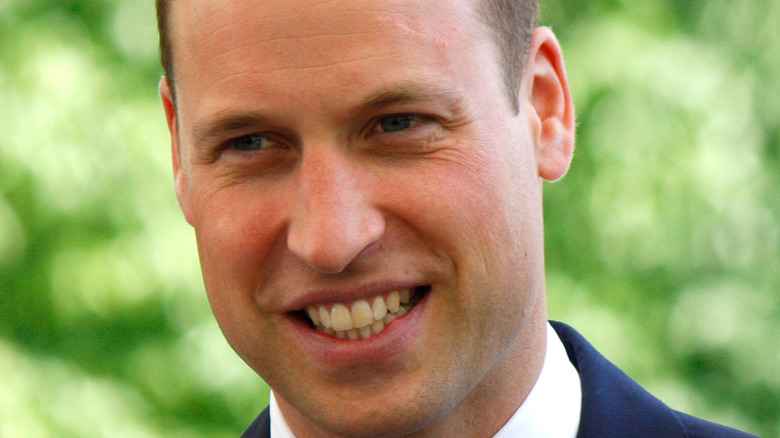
[231,135,269,151]
[377,115,418,133]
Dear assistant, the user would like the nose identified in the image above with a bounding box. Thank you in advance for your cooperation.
[286,149,385,273]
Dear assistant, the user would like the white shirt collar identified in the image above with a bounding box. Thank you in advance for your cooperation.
[270,322,581,438]
[269,390,297,438]
[492,322,581,438]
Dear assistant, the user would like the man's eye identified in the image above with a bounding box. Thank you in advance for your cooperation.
[230,135,270,151]
[375,115,421,133]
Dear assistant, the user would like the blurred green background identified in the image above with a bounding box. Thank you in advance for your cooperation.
[0,0,778,436]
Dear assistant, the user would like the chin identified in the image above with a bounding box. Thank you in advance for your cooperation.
[280,377,460,438]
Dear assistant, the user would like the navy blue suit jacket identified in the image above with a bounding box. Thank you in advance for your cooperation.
[242,321,757,437]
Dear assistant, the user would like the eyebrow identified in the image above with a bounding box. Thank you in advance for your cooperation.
[192,110,274,148]
[356,82,466,115]
[191,83,465,146]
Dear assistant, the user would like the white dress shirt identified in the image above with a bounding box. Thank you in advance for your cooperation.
[270,323,581,438]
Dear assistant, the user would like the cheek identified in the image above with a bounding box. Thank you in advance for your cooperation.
[398,143,540,260]
[391,140,544,326]
[189,183,289,307]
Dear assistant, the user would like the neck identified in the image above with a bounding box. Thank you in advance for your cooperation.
[434,300,548,438]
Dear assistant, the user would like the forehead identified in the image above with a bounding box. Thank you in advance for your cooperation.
[167,0,483,43]
[168,0,501,126]
[169,0,488,79]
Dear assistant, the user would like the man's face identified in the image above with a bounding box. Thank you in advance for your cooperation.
[164,0,570,436]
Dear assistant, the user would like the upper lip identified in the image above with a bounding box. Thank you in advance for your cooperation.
[286,280,427,312]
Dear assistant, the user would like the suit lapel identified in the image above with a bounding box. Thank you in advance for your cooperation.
[550,321,687,438]
[241,406,271,438]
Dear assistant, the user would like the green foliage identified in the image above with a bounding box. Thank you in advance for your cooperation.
[0,0,777,436]
[543,1,780,436]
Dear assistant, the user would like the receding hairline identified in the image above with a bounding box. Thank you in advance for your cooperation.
[156,0,538,111]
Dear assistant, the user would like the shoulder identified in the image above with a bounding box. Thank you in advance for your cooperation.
[549,321,758,438]
[675,411,759,438]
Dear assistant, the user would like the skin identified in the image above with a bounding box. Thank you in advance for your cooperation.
[160,0,574,437]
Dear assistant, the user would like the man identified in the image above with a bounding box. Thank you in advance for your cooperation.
[156,0,757,436]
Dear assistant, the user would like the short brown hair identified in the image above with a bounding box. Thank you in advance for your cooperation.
[478,0,538,112]
[156,0,173,90]
[156,0,537,111]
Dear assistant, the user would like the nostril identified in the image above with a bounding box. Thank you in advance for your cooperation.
[286,189,386,274]
[286,231,355,274]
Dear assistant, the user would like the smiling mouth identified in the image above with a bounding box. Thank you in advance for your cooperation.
[302,286,430,340]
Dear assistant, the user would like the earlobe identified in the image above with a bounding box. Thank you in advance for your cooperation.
[525,27,575,182]
[159,77,194,225]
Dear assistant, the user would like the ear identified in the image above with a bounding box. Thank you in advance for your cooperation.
[159,77,195,225]
[523,27,575,182]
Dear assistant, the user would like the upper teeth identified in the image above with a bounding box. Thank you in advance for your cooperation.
[305,289,414,340]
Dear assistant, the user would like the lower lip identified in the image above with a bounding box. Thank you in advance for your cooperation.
[289,291,431,367]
